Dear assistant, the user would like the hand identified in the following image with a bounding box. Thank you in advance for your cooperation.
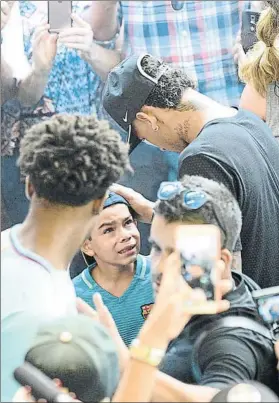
[1,1,14,31]
[232,31,247,66]
[13,384,80,402]
[58,14,94,61]
[13,387,35,403]
[110,184,155,224]
[139,253,231,349]
[32,24,58,72]
[76,294,129,373]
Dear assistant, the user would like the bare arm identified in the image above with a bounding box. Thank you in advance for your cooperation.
[87,1,119,41]
[1,56,18,104]
[83,39,122,81]
[17,67,51,107]
[113,359,157,403]
[59,14,123,82]
[240,84,267,121]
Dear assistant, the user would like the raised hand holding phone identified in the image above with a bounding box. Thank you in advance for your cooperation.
[32,24,58,72]
[58,14,94,61]
[140,250,230,349]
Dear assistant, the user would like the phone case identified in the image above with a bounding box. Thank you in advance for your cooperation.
[48,0,73,33]
[241,10,261,54]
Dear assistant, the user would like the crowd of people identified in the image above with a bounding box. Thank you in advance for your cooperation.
[1,0,279,402]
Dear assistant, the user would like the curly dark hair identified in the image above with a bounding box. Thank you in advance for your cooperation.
[18,114,130,206]
[140,55,196,110]
[154,175,242,252]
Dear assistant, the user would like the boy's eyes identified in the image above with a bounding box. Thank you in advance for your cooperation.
[102,219,134,235]
[125,219,134,226]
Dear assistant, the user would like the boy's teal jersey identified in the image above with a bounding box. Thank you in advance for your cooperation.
[73,255,154,346]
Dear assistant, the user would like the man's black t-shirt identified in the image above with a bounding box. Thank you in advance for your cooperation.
[179,109,279,288]
[159,272,278,392]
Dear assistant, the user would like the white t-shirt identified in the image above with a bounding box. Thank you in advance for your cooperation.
[1,225,77,321]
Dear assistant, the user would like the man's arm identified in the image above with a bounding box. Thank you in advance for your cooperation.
[1,56,18,104]
[152,331,258,402]
[17,68,50,107]
[58,14,123,82]
[86,1,119,41]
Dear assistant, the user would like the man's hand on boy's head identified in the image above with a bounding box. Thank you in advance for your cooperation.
[110,184,154,224]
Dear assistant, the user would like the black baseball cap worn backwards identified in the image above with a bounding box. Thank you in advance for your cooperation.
[103,53,167,153]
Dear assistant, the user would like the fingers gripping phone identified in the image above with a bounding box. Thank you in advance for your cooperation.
[241,10,261,54]
[252,286,279,326]
[48,0,72,33]
[14,362,74,402]
[176,225,222,301]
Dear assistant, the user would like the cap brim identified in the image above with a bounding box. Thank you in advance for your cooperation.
[127,125,142,154]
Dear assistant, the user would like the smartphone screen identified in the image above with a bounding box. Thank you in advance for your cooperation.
[241,11,261,53]
[176,225,221,303]
[252,287,279,325]
[48,0,72,33]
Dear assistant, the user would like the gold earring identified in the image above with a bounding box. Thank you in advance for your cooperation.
[154,126,159,132]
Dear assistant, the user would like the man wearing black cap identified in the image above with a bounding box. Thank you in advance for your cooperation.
[103,53,279,289]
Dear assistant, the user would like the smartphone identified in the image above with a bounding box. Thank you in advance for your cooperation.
[241,10,261,54]
[175,225,221,302]
[14,362,74,402]
[252,286,279,326]
[48,0,72,33]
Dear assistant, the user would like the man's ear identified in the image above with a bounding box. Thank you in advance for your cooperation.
[221,248,233,278]
[25,176,34,201]
[136,111,158,132]
[81,239,95,257]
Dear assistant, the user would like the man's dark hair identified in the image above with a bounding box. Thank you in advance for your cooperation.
[18,114,130,206]
[140,55,196,110]
[154,175,242,252]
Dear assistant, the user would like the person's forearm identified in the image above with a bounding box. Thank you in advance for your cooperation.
[86,43,122,81]
[88,1,119,41]
[113,358,157,403]
[153,371,219,403]
[17,67,50,107]
[1,57,18,104]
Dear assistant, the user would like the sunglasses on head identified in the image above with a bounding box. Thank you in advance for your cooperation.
[157,182,208,209]
[157,181,227,242]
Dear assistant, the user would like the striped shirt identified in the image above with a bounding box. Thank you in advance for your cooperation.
[73,255,154,346]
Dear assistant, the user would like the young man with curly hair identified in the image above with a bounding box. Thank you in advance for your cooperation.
[1,114,130,320]
[104,53,279,289]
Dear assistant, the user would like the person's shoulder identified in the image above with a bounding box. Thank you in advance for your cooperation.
[1,228,11,252]
[137,255,152,278]
[72,268,92,295]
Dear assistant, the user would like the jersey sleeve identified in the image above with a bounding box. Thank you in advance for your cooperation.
[197,332,258,389]
[179,153,243,252]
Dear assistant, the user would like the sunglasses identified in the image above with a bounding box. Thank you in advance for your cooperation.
[157,181,227,242]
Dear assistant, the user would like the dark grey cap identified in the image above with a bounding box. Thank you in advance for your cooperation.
[103,53,167,153]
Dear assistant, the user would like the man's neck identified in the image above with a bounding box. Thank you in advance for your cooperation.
[18,207,89,271]
[175,90,238,148]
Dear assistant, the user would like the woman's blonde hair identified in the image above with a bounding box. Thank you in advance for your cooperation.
[239,0,279,97]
